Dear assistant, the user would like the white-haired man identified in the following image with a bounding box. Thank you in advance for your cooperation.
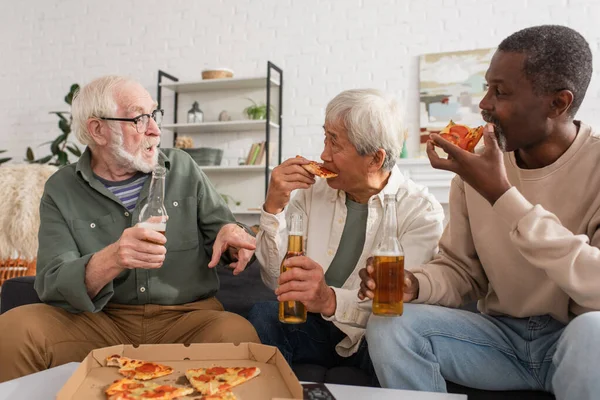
[247,89,445,382]
[0,76,259,382]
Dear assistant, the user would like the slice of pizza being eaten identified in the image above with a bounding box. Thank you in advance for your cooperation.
[438,120,484,153]
[106,355,174,380]
[105,378,194,400]
[185,366,260,396]
[296,155,338,178]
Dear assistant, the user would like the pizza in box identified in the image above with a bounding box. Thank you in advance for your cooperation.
[105,355,261,400]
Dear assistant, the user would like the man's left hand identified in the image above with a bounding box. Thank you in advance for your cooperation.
[208,223,256,275]
[275,256,336,317]
[427,123,512,205]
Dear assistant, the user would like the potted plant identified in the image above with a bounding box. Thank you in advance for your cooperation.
[243,98,274,120]
[0,150,11,165]
[26,84,82,166]
[220,193,241,207]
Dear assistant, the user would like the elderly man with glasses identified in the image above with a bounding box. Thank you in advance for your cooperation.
[0,75,260,382]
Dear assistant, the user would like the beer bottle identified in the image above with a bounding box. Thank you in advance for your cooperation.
[278,212,307,324]
[138,166,168,237]
[372,193,404,316]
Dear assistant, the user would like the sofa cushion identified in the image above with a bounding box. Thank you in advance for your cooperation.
[0,262,274,316]
[292,364,327,383]
[215,261,276,318]
[0,275,40,314]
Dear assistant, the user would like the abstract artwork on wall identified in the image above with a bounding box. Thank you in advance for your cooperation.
[419,48,495,156]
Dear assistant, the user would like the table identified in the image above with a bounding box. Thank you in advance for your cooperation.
[0,363,467,399]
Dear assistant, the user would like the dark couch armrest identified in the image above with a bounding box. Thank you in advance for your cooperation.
[0,276,41,314]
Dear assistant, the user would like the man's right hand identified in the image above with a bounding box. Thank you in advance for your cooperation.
[85,225,167,299]
[263,156,316,214]
[358,257,420,302]
[114,226,167,270]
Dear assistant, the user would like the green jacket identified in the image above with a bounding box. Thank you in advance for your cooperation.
[35,147,239,313]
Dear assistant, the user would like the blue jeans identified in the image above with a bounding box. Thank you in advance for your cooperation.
[366,303,600,400]
[247,301,377,385]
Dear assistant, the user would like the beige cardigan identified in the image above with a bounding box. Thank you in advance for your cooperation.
[257,165,445,356]
[412,122,600,323]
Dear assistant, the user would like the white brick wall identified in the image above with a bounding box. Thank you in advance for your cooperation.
[2,0,600,164]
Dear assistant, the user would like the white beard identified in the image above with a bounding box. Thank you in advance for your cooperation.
[110,129,159,173]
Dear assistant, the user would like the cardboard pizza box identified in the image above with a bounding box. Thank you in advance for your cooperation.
[57,342,303,400]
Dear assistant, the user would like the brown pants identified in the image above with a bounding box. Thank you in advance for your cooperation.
[0,298,259,382]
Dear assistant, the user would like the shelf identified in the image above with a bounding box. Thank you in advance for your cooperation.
[162,120,279,134]
[158,63,283,200]
[231,210,262,215]
[160,76,280,93]
[200,166,275,172]
[396,158,433,166]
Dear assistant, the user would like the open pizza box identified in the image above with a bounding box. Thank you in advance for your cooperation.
[56,342,303,399]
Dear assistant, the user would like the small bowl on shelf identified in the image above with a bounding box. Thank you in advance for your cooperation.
[182,147,223,166]
[201,68,234,80]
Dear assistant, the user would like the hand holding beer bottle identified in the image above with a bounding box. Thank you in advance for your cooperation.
[111,165,168,271]
[366,193,406,316]
[85,167,167,300]
[358,258,419,304]
[278,213,307,324]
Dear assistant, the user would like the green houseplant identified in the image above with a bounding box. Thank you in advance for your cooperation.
[0,150,11,165]
[243,98,274,120]
[26,84,82,166]
[220,193,241,207]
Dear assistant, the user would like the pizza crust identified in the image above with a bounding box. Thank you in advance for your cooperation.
[105,378,193,400]
[106,355,174,380]
[185,366,260,396]
[200,391,238,400]
[296,156,338,178]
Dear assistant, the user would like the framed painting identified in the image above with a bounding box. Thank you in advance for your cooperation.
[419,48,495,156]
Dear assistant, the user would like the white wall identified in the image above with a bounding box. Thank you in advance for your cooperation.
[2,0,600,164]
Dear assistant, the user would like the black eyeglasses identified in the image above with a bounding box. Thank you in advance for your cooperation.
[100,109,164,134]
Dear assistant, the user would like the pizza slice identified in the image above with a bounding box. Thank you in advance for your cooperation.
[439,120,484,153]
[185,366,261,395]
[200,392,238,400]
[296,155,338,178]
[106,355,174,380]
[105,378,194,400]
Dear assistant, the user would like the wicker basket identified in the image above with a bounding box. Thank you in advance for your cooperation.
[0,258,36,287]
[182,147,224,166]
[201,69,234,80]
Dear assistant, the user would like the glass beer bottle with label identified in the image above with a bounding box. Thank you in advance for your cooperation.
[138,166,168,240]
[278,212,307,324]
[372,193,404,316]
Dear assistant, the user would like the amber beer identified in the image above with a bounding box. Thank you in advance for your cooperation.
[138,221,167,242]
[279,213,307,324]
[372,193,404,317]
[372,253,404,316]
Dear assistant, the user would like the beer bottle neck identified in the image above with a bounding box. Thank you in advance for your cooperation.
[139,167,167,224]
[148,175,165,208]
[376,196,401,255]
[287,212,304,254]
[382,198,397,237]
[287,234,304,254]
